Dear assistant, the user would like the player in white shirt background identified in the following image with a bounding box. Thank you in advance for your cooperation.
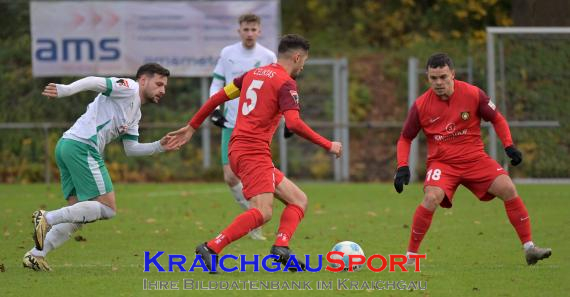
[209,14,277,241]
[24,63,176,271]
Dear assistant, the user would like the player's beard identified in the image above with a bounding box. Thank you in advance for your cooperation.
[144,89,161,104]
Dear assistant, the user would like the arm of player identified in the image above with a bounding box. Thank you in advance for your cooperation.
[42,76,108,99]
[478,89,522,165]
[283,110,342,158]
[396,104,421,167]
[394,104,421,193]
[209,72,229,128]
[163,82,241,150]
[122,134,178,157]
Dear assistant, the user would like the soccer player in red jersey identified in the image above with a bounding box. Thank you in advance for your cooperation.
[395,53,551,266]
[165,34,342,272]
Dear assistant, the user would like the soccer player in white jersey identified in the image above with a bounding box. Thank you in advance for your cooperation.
[23,63,175,271]
[209,14,277,240]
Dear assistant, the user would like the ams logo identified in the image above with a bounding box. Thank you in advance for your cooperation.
[35,38,120,62]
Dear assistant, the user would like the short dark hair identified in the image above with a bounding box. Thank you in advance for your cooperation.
[426,53,454,70]
[239,13,260,25]
[278,34,310,56]
[136,63,170,79]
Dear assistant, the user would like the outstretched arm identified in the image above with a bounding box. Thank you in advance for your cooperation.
[122,134,178,157]
[163,81,241,150]
[283,109,332,150]
[42,76,108,98]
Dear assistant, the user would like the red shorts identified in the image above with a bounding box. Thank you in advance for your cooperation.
[424,156,507,208]
[229,152,284,199]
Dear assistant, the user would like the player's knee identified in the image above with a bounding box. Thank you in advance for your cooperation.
[296,192,308,211]
[500,183,518,200]
[258,207,273,223]
[223,172,239,186]
[423,192,443,210]
[99,203,116,219]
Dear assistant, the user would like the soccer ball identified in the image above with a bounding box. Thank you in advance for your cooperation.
[329,241,365,272]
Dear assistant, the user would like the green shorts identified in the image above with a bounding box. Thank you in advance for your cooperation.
[221,127,234,165]
[55,138,113,201]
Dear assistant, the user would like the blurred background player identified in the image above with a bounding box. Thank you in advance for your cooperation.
[394,53,551,266]
[24,63,175,271]
[166,34,343,272]
[208,13,277,241]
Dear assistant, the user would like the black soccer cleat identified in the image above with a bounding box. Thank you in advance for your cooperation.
[195,243,219,274]
[269,245,306,272]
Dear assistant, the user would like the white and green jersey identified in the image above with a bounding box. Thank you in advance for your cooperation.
[210,42,276,128]
[62,77,141,155]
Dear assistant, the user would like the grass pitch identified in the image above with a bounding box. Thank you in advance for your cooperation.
[0,183,568,296]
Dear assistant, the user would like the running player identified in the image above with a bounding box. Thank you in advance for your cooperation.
[24,63,175,271]
[166,34,342,272]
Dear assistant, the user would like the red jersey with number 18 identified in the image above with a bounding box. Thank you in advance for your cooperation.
[229,63,300,155]
[399,80,505,165]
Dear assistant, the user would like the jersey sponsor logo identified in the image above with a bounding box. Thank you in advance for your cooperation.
[434,129,468,142]
[461,111,470,121]
[488,100,496,110]
[117,124,128,134]
[290,90,299,104]
[116,79,129,88]
[445,123,456,133]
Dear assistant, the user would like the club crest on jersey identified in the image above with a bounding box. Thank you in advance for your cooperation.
[461,111,470,121]
[116,79,129,88]
[290,90,299,104]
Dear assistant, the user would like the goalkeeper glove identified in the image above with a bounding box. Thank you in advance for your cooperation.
[284,126,295,138]
[394,166,410,194]
[505,145,522,166]
[210,109,227,128]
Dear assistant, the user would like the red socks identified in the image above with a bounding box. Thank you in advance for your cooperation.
[274,204,305,247]
[504,196,532,244]
[207,208,264,254]
[407,205,434,253]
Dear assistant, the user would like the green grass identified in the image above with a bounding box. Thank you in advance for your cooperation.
[1,183,568,296]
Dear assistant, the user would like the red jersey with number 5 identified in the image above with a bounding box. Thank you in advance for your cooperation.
[229,63,300,155]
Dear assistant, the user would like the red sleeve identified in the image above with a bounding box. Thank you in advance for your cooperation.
[397,104,421,167]
[478,89,497,122]
[477,88,513,147]
[491,112,514,148]
[187,89,231,129]
[233,73,245,89]
[283,110,332,151]
[397,137,412,167]
[278,80,301,112]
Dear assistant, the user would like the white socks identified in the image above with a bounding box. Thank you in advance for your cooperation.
[230,183,250,211]
[523,241,535,251]
[30,223,82,257]
[45,201,116,225]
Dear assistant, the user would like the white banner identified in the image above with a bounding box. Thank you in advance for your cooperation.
[30,1,279,77]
